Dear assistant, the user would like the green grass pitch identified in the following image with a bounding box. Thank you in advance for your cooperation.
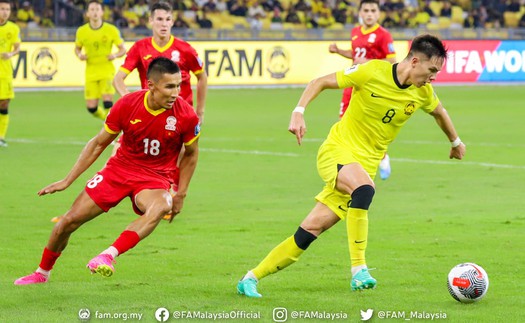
[0,86,524,322]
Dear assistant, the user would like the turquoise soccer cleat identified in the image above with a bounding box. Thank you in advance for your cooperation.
[237,278,262,298]
[351,268,377,291]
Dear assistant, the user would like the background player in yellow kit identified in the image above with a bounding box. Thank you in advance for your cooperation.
[75,0,126,120]
[0,0,21,147]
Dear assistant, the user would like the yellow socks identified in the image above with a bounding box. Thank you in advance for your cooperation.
[0,114,9,138]
[346,208,368,267]
[252,236,304,279]
[251,227,317,280]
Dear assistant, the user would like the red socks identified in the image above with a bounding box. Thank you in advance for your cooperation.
[111,230,140,255]
[39,248,61,271]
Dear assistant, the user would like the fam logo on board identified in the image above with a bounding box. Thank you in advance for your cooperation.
[31,47,58,81]
[267,46,290,79]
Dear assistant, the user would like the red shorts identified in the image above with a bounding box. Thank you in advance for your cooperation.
[85,161,171,215]
[339,87,353,118]
[116,135,179,192]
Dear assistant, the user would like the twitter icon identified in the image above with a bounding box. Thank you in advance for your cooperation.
[360,309,374,321]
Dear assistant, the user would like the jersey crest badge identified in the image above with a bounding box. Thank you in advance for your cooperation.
[171,50,181,62]
[165,116,177,131]
[404,102,416,115]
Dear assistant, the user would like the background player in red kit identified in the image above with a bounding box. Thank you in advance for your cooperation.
[113,1,207,122]
[329,0,396,180]
[15,57,200,285]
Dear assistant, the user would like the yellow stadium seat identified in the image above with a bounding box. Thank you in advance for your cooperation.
[451,6,464,24]
[230,15,250,28]
[437,16,451,28]
[328,22,344,30]
[123,11,139,25]
[429,1,443,16]
[426,22,440,30]
[504,11,520,27]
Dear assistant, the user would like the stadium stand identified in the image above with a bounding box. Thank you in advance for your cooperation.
[7,0,525,40]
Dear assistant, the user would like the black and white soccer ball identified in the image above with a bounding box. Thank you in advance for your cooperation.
[447,263,489,303]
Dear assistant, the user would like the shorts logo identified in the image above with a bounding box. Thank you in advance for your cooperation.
[165,116,177,131]
[194,124,201,136]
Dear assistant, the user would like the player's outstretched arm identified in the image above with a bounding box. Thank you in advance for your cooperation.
[38,129,118,196]
[328,43,353,59]
[113,70,130,97]
[288,73,339,145]
[195,71,208,124]
[170,139,199,221]
[75,45,87,61]
[429,103,466,160]
[108,43,126,61]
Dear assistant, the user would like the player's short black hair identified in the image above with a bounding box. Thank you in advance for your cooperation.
[151,1,172,15]
[87,0,102,8]
[147,57,180,81]
[359,0,380,10]
[408,34,448,61]
[0,0,12,5]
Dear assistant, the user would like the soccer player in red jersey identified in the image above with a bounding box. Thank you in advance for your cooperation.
[113,1,207,122]
[329,0,396,180]
[15,57,200,285]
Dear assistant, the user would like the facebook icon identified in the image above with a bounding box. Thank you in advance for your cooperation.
[155,307,170,322]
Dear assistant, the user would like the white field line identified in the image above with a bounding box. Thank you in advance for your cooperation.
[6,138,524,169]
[204,137,525,148]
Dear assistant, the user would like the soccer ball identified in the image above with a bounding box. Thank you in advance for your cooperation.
[447,263,489,303]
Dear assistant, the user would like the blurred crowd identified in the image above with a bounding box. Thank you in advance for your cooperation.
[7,0,525,31]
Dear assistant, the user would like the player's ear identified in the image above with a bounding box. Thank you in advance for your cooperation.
[147,79,155,91]
[411,55,420,67]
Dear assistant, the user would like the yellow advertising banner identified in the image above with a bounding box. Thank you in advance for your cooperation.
[12,41,408,88]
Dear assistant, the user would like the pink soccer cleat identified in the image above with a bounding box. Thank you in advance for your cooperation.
[86,254,116,277]
[14,272,48,285]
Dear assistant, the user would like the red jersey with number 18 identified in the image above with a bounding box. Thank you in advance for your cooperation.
[104,90,200,179]
[120,36,204,106]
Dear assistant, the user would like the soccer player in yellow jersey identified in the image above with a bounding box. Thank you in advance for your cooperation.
[237,34,466,297]
[75,0,126,120]
[0,0,21,148]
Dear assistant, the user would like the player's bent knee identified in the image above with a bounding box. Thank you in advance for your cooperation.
[54,215,83,234]
[294,226,317,250]
[350,185,375,210]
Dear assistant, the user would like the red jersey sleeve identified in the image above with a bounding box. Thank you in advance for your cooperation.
[120,42,140,74]
[105,96,127,134]
[177,39,204,75]
[185,45,204,75]
[179,99,201,145]
[377,27,396,58]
